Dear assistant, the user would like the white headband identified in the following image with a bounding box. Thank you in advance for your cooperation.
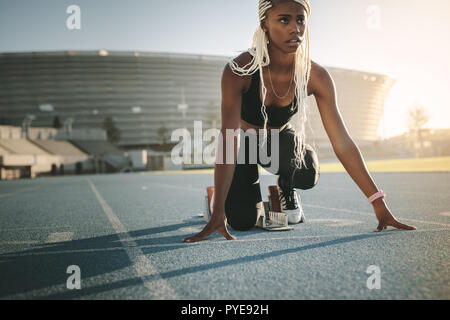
[259,0,311,21]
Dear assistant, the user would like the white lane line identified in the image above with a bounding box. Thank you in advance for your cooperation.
[303,203,450,228]
[0,246,129,256]
[318,186,448,196]
[143,181,204,193]
[154,227,450,247]
[0,240,40,245]
[0,232,73,246]
[307,218,363,227]
[86,177,178,299]
[194,227,450,245]
[45,232,74,243]
[0,225,72,232]
[2,227,448,256]
[0,182,50,199]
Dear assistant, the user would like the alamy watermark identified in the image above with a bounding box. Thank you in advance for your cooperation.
[66,265,81,290]
[171,121,280,173]
[366,265,381,290]
[66,5,81,30]
[366,5,381,30]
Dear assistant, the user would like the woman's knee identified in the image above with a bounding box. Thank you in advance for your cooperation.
[292,145,320,190]
[225,196,261,231]
[226,210,259,231]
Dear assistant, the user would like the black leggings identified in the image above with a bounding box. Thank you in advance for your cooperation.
[225,123,320,231]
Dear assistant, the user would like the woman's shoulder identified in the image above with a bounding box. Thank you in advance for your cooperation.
[224,51,254,74]
[231,51,254,68]
[308,59,334,97]
[310,60,330,81]
[222,51,253,93]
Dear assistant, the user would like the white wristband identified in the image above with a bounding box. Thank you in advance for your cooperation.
[368,190,386,204]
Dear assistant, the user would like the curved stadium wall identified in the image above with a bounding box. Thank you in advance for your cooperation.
[0,50,395,149]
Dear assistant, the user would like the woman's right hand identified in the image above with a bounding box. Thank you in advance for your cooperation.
[182,210,236,243]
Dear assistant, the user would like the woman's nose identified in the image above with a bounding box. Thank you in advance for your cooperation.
[290,22,304,35]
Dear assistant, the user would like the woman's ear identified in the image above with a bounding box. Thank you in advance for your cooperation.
[260,21,268,33]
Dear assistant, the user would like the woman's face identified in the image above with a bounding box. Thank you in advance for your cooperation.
[261,1,308,54]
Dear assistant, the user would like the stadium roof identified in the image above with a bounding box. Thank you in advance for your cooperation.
[0,50,394,79]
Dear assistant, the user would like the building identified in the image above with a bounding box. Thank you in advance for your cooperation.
[0,50,396,163]
[0,125,132,180]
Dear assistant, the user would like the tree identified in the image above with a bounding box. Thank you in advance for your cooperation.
[406,104,430,155]
[52,115,62,129]
[0,117,12,125]
[157,125,169,145]
[103,116,121,144]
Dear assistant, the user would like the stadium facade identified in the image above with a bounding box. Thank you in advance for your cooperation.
[0,50,395,153]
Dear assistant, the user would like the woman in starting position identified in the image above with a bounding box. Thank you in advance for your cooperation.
[183,0,416,243]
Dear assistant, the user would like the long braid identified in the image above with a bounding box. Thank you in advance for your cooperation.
[229,0,312,172]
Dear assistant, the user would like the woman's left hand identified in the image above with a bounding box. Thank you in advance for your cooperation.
[373,200,417,232]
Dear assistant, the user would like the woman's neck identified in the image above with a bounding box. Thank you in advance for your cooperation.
[267,45,296,73]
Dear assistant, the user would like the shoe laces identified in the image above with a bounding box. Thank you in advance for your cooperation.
[279,186,298,210]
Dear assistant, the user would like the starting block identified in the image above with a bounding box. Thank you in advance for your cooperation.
[200,186,293,231]
[201,186,215,222]
[256,185,293,231]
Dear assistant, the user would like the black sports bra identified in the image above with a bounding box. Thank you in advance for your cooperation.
[241,69,298,127]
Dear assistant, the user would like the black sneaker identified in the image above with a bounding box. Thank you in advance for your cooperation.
[277,176,304,224]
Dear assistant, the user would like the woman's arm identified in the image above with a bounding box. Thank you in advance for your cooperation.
[310,61,416,231]
[182,54,251,243]
[212,63,245,216]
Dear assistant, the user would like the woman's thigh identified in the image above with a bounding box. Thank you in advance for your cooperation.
[225,134,263,231]
[259,124,320,189]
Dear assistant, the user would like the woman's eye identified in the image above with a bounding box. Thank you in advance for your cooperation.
[280,17,304,24]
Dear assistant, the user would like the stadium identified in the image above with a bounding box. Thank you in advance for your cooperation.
[0,50,396,177]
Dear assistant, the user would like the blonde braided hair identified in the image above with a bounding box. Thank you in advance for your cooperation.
[229,0,312,171]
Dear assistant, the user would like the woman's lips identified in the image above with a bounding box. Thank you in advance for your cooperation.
[287,40,300,47]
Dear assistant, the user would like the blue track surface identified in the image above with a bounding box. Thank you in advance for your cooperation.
[0,172,449,299]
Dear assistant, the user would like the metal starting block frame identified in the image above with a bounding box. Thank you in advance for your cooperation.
[256,198,293,231]
[202,195,212,222]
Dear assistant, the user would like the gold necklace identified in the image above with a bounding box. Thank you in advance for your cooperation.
[267,65,294,99]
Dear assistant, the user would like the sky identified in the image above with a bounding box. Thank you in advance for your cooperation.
[1,0,449,138]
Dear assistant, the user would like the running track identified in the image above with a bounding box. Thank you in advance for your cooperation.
[0,171,449,299]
